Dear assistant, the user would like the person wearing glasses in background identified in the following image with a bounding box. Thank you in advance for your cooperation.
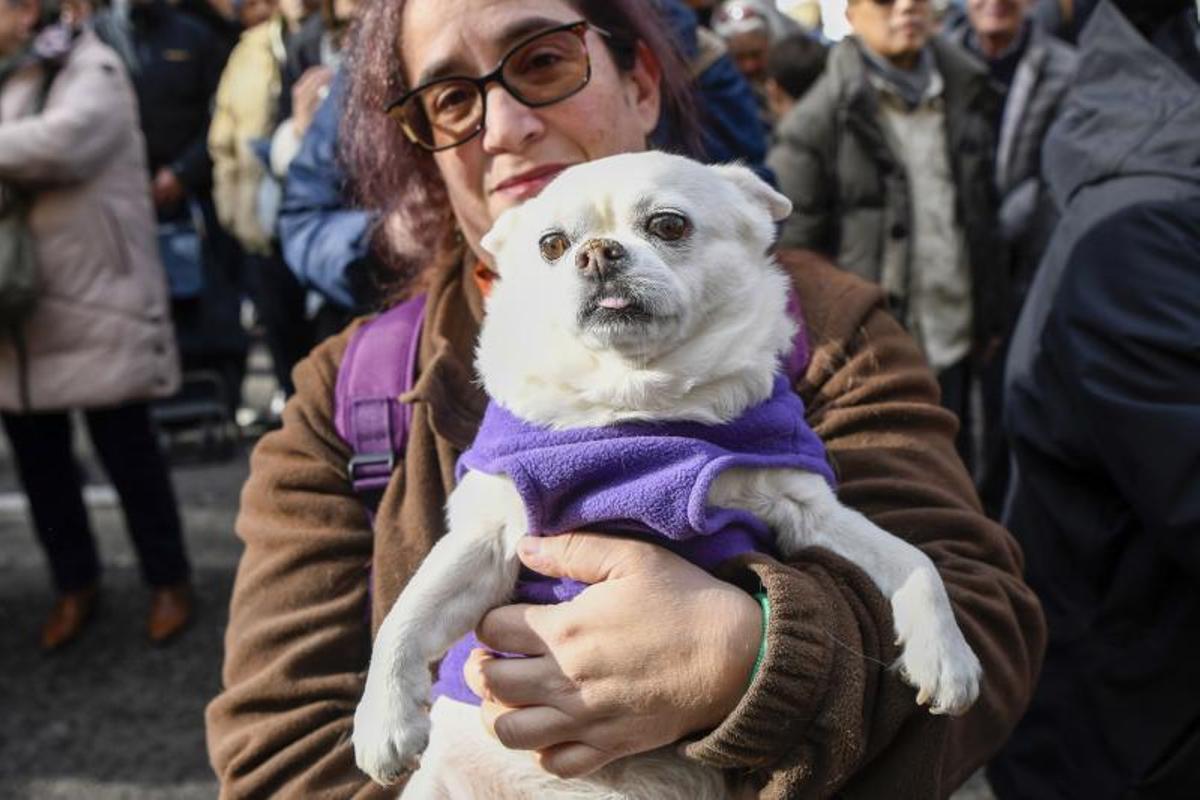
[768,0,1008,480]
[205,1,1044,797]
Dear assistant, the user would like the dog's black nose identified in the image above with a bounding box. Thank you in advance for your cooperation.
[575,238,627,279]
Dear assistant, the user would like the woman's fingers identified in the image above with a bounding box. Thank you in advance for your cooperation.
[475,603,552,655]
[465,649,571,708]
[535,741,615,779]
[482,703,582,751]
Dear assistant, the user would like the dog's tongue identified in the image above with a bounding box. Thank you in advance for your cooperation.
[598,296,631,310]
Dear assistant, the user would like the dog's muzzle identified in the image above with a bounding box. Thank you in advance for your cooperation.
[576,238,627,280]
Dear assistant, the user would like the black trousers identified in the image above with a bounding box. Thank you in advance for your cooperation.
[2,402,189,593]
[244,250,312,396]
[937,356,975,473]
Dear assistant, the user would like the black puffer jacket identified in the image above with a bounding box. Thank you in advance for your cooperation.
[128,0,227,196]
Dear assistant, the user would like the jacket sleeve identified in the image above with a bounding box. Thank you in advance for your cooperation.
[768,114,834,252]
[207,53,241,233]
[277,72,374,311]
[684,263,1046,798]
[0,59,133,185]
[1047,200,1200,580]
[205,328,396,800]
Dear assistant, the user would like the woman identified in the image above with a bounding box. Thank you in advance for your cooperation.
[0,0,191,649]
[206,0,1045,796]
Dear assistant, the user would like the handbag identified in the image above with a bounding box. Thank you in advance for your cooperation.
[0,61,56,326]
[0,183,38,324]
[157,201,207,300]
[1,58,59,410]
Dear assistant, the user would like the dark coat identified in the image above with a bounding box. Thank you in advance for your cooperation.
[767,35,1008,348]
[991,4,1200,797]
[129,0,227,195]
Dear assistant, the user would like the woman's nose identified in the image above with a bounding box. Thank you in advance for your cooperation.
[480,85,544,153]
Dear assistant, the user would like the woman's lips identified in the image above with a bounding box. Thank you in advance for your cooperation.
[491,164,570,201]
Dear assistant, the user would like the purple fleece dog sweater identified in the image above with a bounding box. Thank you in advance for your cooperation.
[431,373,836,704]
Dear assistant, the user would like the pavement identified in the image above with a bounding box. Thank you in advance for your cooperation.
[0,348,996,800]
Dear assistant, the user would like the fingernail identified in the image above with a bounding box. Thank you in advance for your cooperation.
[518,537,541,558]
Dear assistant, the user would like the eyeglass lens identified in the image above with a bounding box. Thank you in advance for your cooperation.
[397,25,591,151]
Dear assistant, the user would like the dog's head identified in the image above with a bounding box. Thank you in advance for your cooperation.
[476,152,796,427]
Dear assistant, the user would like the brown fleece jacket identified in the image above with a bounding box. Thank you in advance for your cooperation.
[205,250,1045,799]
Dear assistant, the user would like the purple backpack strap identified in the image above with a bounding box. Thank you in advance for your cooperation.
[785,287,811,381]
[334,294,427,502]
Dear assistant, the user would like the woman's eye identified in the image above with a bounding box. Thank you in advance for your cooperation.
[429,85,473,118]
[646,213,689,242]
[539,232,570,262]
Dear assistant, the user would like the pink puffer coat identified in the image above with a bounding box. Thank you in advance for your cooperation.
[0,30,179,412]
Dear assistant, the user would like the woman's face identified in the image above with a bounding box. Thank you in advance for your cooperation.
[400,0,663,260]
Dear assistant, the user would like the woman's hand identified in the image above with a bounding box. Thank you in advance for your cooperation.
[463,533,762,779]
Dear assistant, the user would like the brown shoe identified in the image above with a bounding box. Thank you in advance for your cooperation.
[147,582,193,644]
[41,585,98,652]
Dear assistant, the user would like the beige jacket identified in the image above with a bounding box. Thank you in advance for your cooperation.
[209,17,286,255]
[0,31,179,411]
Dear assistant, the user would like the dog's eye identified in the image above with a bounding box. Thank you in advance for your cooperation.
[646,212,689,242]
[539,232,570,262]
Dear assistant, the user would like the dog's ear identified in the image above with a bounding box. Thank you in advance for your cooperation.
[710,163,793,223]
[480,206,521,262]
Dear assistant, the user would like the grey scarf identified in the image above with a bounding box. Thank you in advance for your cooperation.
[858,40,935,109]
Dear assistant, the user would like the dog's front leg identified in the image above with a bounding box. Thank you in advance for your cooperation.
[353,470,528,786]
[709,467,981,716]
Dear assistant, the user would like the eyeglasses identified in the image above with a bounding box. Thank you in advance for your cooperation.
[386,20,609,152]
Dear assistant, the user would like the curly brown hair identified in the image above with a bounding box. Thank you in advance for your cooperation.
[340,0,703,299]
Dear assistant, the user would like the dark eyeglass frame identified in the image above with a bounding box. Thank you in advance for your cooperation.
[385,20,611,152]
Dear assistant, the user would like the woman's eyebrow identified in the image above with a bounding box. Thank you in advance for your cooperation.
[414,15,574,86]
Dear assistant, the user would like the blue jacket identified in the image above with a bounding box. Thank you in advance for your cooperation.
[278,69,373,310]
[655,0,771,182]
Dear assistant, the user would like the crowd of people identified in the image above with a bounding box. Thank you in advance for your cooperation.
[0,0,1197,797]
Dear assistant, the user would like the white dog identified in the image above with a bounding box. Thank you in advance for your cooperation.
[352,152,981,799]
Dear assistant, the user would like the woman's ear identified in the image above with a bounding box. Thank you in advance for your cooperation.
[627,40,664,138]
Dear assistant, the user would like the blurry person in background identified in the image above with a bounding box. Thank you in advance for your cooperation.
[656,0,772,177]
[0,0,192,650]
[59,0,138,73]
[275,0,372,335]
[1029,0,1099,41]
[127,0,248,413]
[682,0,718,27]
[768,0,1006,473]
[990,1,1200,796]
[712,0,802,127]
[763,30,828,125]
[270,0,351,171]
[235,0,273,28]
[949,0,1076,516]
[782,0,824,33]
[209,0,322,402]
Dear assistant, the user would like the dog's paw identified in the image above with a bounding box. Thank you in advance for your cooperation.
[352,696,430,785]
[890,567,982,716]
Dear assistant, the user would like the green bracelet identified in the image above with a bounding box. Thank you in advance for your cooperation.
[747,591,769,687]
